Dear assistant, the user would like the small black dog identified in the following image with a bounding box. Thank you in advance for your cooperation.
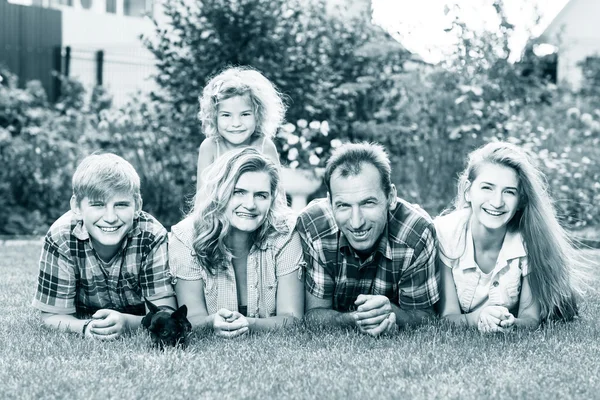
[141,299,192,349]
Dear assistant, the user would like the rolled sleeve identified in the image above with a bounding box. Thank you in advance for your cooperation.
[274,230,303,278]
[298,226,334,299]
[139,233,175,301]
[31,235,77,314]
[168,231,205,282]
[399,226,440,309]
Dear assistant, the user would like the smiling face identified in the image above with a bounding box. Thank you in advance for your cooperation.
[226,171,272,234]
[217,94,257,146]
[71,192,137,261]
[467,162,520,233]
[330,163,395,256]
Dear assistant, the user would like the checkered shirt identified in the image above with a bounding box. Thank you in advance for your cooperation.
[169,216,303,318]
[297,198,439,312]
[32,211,175,317]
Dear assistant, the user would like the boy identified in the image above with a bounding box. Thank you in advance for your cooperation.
[32,153,176,339]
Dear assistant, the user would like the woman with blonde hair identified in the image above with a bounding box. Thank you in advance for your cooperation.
[435,141,585,332]
[169,148,303,337]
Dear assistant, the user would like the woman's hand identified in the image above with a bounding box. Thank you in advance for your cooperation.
[212,309,249,338]
[478,305,512,333]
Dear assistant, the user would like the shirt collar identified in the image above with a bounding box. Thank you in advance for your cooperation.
[459,222,526,271]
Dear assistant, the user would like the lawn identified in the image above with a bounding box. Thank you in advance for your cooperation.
[2,241,599,400]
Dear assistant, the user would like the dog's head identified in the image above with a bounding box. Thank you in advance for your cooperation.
[142,299,192,349]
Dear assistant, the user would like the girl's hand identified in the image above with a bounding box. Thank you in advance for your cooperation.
[212,309,249,338]
[478,306,511,333]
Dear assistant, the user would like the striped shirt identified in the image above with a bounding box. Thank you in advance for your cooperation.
[297,198,439,312]
[168,216,303,318]
[32,211,175,317]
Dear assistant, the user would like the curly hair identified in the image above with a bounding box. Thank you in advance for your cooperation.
[198,66,286,140]
[446,141,586,321]
[188,147,292,274]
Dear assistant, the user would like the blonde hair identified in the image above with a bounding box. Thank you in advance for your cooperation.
[72,153,142,209]
[198,66,286,140]
[448,141,585,321]
[189,148,291,274]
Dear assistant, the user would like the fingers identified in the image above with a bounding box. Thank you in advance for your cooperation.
[354,294,371,307]
[356,312,389,327]
[363,316,393,337]
[92,309,112,319]
[217,309,234,319]
[500,314,515,328]
[215,327,249,339]
[356,295,390,313]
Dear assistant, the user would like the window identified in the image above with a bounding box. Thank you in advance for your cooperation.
[106,0,116,13]
[124,0,152,17]
[80,0,92,9]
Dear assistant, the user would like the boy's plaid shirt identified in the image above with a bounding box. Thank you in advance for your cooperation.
[32,211,175,317]
[297,198,439,312]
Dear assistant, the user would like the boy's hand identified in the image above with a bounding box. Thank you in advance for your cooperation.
[89,309,129,340]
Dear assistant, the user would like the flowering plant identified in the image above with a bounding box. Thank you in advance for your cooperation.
[275,119,342,170]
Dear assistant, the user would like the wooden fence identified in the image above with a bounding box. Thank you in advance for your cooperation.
[0,0,62,100]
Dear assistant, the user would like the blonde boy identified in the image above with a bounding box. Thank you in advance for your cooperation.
[32,153,176,339]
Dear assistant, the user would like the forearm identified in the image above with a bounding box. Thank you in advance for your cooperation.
[247,314,301,332]
[41,312,87,334]
[304,307,356,328]
[512,316,541,329]
[124,314,144,332]
[441,309,481,327]
[187,313,216,331]
[391,303,436,328]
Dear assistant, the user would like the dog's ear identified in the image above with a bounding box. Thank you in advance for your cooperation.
[145,298,160,314]
[141,313,152,329]
[172,304,188,320]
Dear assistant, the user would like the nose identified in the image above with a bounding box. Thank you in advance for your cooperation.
[103,206,118,223]
[231,114,242,127]
[242,193,256,210]
[349,206,364,229]
[489,190,505,208]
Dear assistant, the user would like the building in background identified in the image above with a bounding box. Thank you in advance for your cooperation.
[537,0,600,90]
[1,0,158,105]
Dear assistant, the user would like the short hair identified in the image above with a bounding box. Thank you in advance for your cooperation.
[72,153,142,208]
[198,66,286,139]
[189,147,291,274]
[324,142,393,195]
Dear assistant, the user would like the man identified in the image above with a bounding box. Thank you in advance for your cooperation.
[297,142,439,336]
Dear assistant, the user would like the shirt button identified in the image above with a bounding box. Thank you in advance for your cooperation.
[493,281,499,287]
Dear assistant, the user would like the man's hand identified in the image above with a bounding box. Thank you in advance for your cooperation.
[88,309,130,340]
[212,309,249,338]
[353,295,396,336]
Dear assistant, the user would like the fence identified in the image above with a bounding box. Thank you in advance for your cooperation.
[64,45,157,106]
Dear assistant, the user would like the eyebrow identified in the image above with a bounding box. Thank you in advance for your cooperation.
[480,181,518,190]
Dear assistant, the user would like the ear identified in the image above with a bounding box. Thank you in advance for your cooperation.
[172,304,188,320]
[388,184,398,211]
[70,195,81,217]
[464,181,472,203]
[145,298,160,314]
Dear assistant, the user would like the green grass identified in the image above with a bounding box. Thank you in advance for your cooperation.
[2,242,600,400]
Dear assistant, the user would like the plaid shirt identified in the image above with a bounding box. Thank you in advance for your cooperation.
[32,211,175,317]
[297,198,439,312]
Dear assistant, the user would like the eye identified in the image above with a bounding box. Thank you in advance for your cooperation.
[242,112,253,117]
[115,203,131,208]
[504,190,517,196]
[481,186,492,191]
[234,189,245,196]
[89,202,104,207]
[256,193,269,199]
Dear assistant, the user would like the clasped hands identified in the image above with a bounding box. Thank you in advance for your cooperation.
[477,305,515,333]
[352,294,397,336]
[84,309,130,340]
[211,309,250,338]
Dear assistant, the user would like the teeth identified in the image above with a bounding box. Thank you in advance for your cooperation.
[352,230,368,237]
[484,209,504,216]
[99,227,119,232]
[236,213,255,218]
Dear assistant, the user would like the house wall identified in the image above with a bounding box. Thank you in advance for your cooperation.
[542,0,600,90]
